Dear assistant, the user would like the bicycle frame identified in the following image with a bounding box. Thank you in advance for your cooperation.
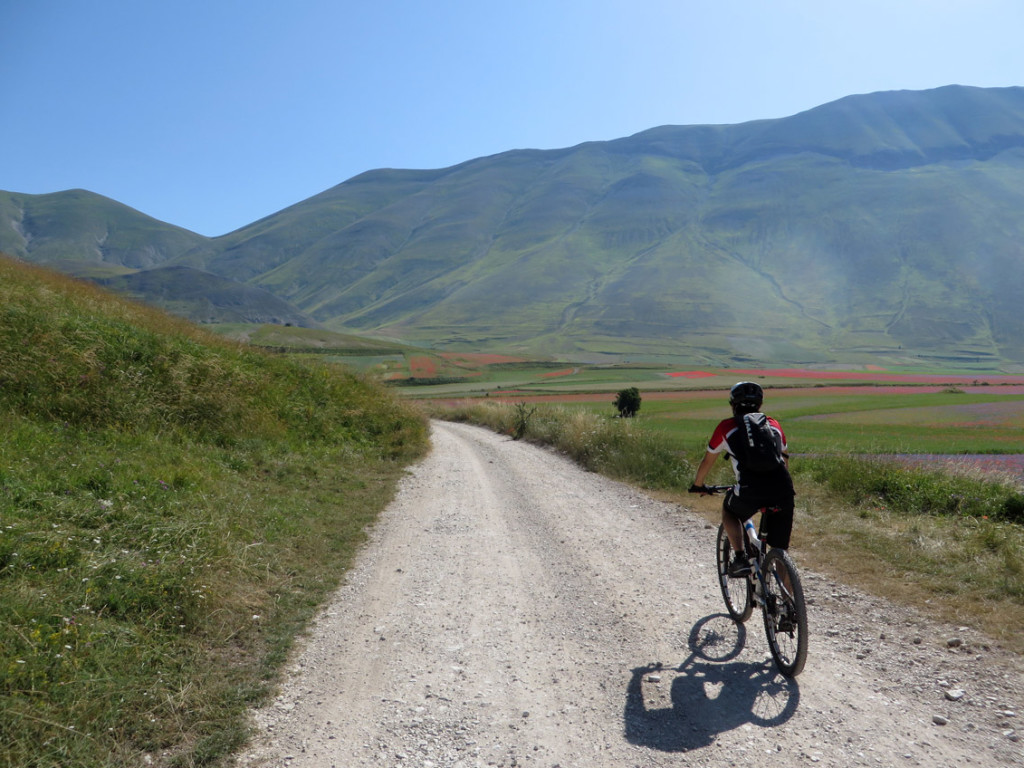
[741,515,769,605]
[693,484,808,677]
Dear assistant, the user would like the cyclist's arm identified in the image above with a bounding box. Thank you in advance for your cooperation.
[693,449,719,488]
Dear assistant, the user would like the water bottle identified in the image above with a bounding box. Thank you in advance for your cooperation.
[743,519,760,550]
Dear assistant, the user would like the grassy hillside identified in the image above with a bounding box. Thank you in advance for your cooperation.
[208,86,1024,366]
[5,87,1024,368]
[95,266,315,326]
[0,255,428,767]
[0,189,212,267]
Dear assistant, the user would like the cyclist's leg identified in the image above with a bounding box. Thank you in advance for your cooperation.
[721,489,750,554]
[764,498,796,593]
[763,498,794,550]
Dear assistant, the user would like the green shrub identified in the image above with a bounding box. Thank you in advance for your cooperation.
[613,387,641,418]
[512,402,537,440]
[794,455,1024,522]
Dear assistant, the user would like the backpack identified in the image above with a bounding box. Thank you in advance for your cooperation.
[737,412,785,473]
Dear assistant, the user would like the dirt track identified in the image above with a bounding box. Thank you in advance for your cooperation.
[237,420,1023,767]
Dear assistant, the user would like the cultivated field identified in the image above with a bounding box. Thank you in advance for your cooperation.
[228,323,1024,469]
[211,324,1024,475]
[417,363,1024,469]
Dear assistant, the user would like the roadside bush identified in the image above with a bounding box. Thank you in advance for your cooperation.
[794,455,1024,523]
[435,401,692,490]
[512,402,537,439]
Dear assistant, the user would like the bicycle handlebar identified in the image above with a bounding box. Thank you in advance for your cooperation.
[688,484,732,495]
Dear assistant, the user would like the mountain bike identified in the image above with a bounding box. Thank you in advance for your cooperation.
[691,485,808,677]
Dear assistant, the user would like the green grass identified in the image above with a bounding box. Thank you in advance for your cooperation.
[0,256,428,767]
[559,387,1024,455]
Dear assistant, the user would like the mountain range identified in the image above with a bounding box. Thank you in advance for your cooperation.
[3,84,1024,369]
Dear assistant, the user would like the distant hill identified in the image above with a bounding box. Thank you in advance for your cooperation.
[94,266,315,326]
[0,188,210,266]
[0,189,311,325]
[4,85,1024,369]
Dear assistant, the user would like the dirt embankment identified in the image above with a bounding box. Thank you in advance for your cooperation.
[237,421,1023,768]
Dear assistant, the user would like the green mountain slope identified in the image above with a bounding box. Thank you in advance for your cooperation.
[0,189,313,323]
[95,266,316,326]
[202,85,1024,366]
[0,188,211,266]
[4,85,1024,367]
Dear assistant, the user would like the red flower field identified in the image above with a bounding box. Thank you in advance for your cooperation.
[408,356,439,378]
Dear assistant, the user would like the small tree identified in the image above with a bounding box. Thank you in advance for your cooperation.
[614,387,641,418]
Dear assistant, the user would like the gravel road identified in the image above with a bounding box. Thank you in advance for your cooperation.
[236,420,1023,768]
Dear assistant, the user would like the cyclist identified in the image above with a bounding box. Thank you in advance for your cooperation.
[690,382,795,577]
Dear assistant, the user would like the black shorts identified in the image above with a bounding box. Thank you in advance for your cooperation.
[723,489,794,550]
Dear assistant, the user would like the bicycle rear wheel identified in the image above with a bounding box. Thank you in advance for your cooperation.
[761,548,808,677]
[716,524,752,621]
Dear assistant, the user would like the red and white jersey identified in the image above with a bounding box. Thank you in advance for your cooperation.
[707,415,788,488]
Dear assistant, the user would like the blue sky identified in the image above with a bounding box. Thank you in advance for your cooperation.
[3,0,1023,237]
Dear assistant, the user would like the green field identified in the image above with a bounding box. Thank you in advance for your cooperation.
[211,324,1024,459]
[585,388,1024,457]
[445,381,1024,460]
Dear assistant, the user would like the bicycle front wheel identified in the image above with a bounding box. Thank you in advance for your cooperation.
[761,548,808,677]
[716,524,752,622]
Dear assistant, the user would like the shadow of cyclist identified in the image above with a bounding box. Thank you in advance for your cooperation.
[624,614,800,752]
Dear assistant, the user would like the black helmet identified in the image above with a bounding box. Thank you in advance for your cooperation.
[729,381,763,415]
